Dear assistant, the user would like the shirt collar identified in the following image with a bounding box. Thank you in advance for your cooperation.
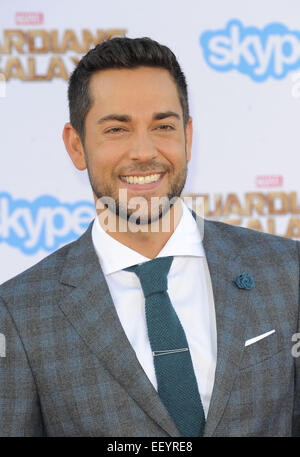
[92,199,205,275]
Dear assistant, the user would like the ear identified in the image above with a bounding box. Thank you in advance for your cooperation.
[62,122,87,170]
[185,117,193,163]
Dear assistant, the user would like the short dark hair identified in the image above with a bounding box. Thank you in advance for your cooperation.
[68,37,189,143]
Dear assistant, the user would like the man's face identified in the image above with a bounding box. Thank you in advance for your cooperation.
[83,66,192,224]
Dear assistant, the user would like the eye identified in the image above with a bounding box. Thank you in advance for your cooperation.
[105,127,126,134]
[156,124,175,131]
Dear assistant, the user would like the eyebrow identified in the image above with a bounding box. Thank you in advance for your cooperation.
[153,111,181,121]
[97,111,181,124]
[97,114,131,124]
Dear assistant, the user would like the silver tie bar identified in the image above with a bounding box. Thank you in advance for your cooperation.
[152,348,189,357]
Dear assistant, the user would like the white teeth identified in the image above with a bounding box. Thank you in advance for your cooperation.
[120,173,162,184]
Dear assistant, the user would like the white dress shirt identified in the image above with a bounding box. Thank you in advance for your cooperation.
[91,200,217,417]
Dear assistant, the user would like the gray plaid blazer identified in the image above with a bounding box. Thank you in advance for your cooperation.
[0,217,300,436]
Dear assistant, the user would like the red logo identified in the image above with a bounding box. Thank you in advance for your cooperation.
[15,12,44,25]
[255,175,283,188]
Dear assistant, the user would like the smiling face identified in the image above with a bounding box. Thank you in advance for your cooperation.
[69,66,192,224]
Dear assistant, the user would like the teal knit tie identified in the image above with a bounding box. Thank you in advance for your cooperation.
[125,256,205,437]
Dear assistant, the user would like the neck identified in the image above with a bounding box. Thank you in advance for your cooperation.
[95,198,183,259]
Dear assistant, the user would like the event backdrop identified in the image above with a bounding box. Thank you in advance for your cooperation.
[1,0,300,284]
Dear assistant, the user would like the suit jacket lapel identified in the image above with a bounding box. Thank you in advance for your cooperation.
[58,214,254,437]
[58,224,181,437]
[201,219,252,437]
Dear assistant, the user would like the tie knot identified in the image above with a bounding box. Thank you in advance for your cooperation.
[125,256,173,297]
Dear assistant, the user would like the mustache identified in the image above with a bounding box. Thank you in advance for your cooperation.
[118,161,172,175]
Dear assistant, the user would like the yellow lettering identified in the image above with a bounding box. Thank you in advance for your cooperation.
[4,57,26,81]
[222,193,244,216]
[244,193,266,216]
[81,29,104,53]
[45,57,68,80]
[247,218,263,232]
[3,30,25,53]
[70,55,80,66]
[290,192,300,214]
[50,30,59,53]
[28,57,46,80]
[206,194,222,217]
[59,30,82,53]
[267,218,275,235]
[285,218,300,238]
[28,30,49,53]
[268,192,288,215]
[104,29,126,40]
[221,219,242,226]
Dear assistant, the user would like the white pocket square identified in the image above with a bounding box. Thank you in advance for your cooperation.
[245,329,275,347]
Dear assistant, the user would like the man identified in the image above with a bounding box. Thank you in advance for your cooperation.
[0,37,300,437]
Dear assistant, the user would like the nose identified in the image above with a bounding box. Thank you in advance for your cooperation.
[128,131,157,162]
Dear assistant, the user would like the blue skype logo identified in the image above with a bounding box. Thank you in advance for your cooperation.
[0,193,95,255]
[200,19,300,82]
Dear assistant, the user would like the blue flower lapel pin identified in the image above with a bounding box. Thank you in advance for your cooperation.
[235,273,255,290]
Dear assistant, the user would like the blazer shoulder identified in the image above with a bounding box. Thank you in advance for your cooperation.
[204,218,300,259]
[0,237,77,304]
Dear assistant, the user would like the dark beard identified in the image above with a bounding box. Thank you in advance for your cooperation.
[86,151,188,225]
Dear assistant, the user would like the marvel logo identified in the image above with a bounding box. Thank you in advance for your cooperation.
[255,175,283,188]
[15,12,44,25]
